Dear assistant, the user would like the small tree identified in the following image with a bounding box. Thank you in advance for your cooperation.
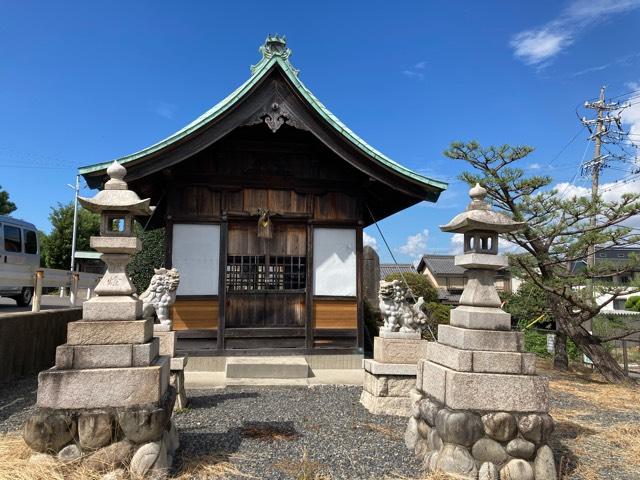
[41,203,100,269]
[0,185,17,215]
[383,272,438,303]
[127,226,166,294]
[445,141,640,383]
[624,296,640,312]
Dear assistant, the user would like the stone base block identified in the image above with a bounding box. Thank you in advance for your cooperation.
[363,370,415,397]
[438,325,524,352]
[374,336,428,364]
[425,342,537,375]
[406,395,557,480]
[154,330,176,357]
[67,318,153,345]
[170,356,188,371]
[82,296,142,321]
[55,338,159,370]
[225,356,309,379]
[450,305,511,331]
[37,356,170,409]
[421,360,549,412]
[379,330,421,339]
[363,359,416,376]
[360,389,411,416]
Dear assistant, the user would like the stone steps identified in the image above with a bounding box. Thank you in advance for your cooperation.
[225,356,310,379]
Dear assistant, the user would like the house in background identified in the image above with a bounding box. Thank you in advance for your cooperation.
[379,263,416,280]
[417,254,513,305]
[78,36,446,359]
[572,246,640,285]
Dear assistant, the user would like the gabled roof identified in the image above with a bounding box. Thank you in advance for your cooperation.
[417,254,466,276]
[380,263,416,279]
[78,36,446,198]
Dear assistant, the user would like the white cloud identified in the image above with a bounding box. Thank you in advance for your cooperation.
[622,81,640,145]
[399,229,429,262]
[529,163,542,170]
[363,231,378,251]
[402,60,427,80]
[510,0,640,66]
[151,101,177,119]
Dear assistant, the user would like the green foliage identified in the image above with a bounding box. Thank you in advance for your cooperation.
[523,329,581,359]
[363,298,382,338]
[383,272,438,303]
[423,301,451,341]
[503,280,549,328]
[40,203,100,269]
[0,185,17,215]
[127,226,166,294]
[624,295,640,311]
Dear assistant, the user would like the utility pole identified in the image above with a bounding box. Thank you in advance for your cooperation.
[580,86,629,292]
[68,175,80,272]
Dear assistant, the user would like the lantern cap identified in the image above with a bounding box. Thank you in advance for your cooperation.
[78,161,153,216]
[440,183,524,234]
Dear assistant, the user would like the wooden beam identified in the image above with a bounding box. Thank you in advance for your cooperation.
[306,223,314,349]
[356,225,364,351]
[217,215,228,351]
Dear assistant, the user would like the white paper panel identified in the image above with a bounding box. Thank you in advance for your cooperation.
[313,228,357,296]
[172,224,220,295]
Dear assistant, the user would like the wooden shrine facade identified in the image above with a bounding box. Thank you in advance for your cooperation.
[79,36,446,356]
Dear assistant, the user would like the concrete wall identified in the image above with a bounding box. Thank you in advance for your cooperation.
[0,308,82,383]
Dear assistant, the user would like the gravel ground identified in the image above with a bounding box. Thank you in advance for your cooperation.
[0,378,420,479]
[2,371,639,480]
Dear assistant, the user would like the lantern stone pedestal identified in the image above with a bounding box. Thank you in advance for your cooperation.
[405,185,557,480]
[360,331,428,416]
[23,162,178,478]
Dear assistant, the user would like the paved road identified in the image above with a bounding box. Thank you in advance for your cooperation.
[0,295,85,314]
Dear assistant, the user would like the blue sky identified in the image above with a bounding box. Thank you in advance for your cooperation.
[1,0,639,263]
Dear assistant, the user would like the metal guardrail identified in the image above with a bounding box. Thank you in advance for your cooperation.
[31,269,102,312]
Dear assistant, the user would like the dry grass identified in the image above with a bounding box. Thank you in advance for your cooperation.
[175,452,253,479]
[0,433,250,480]
[272,449,331,480]
[538,359,640,412]
[538,360,640,479]
[0,433,105,480]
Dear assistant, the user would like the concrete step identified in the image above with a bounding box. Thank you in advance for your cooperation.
[225,356,310,379]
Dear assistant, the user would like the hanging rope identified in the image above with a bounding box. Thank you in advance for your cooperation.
[365,203,436,340]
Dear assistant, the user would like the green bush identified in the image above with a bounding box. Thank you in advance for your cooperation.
[423,301,451,341]
[127,226,166,294]
[363,299,382,338]
[625,296,640,311]
[523,329,581,359]
[383,272,438,303]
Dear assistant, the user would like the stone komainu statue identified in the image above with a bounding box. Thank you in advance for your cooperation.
[140,267,180,328]
[378,279,428,333]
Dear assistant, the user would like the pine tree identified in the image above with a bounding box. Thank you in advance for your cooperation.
[445,141,640,383]
[0,185,17,215]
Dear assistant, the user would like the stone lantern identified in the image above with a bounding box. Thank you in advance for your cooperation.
[78,161,153,320]
[24,162,177,477]
[404,184,557,480]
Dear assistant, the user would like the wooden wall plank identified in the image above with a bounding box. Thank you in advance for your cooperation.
[172,299,219,331]
[313,299,357,329]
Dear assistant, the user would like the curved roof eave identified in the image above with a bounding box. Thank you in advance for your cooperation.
[78,50,447,194]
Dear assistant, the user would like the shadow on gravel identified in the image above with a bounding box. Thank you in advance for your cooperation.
[239,421,299,442]
[188,391,260,409]
[177,429,244,458]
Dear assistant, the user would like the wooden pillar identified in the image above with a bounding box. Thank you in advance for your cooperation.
[217,215,228,351]
[305,223,314,349]
[356,225,364,351]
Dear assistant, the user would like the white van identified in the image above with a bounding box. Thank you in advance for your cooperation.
[0,215,40,306]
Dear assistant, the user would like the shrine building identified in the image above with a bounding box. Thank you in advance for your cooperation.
[79,36,447,359]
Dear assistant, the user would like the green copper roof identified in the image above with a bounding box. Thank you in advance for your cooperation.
[78,35,447,192]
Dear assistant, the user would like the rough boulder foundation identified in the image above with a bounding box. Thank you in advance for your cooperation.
[23,161,178,478]
[404,184,557,480]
